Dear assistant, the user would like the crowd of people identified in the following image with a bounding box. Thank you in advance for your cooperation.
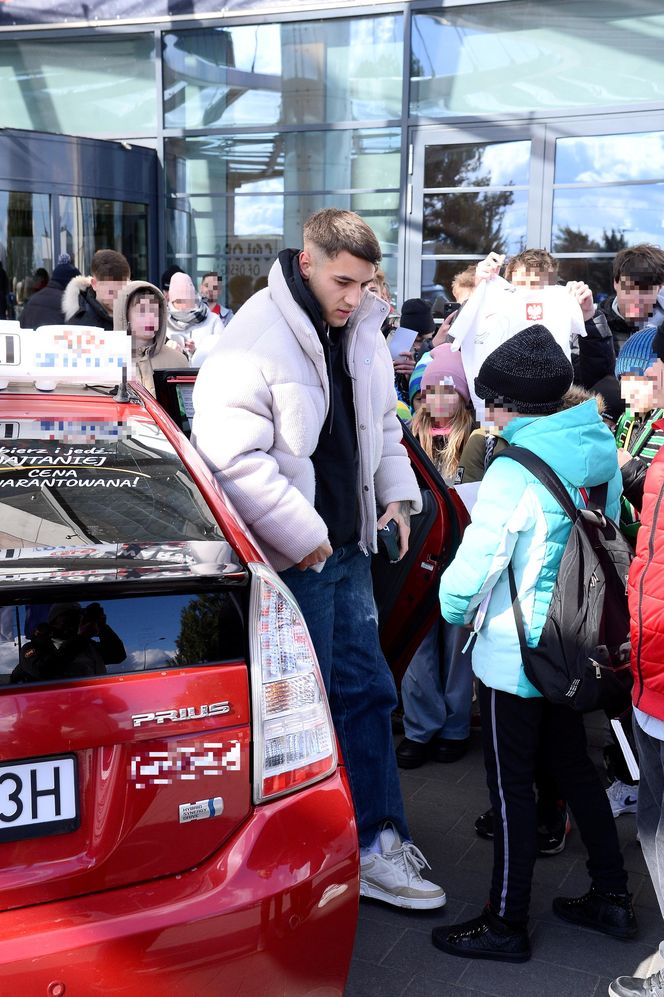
[15,251,233,391]
[7,213,664,996]
[190,214,664,997]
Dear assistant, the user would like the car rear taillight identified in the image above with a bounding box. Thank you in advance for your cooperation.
[248,562,337,803]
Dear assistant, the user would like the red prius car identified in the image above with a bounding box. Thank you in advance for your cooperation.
[0,333,463,995]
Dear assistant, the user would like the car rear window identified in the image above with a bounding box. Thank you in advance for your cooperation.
[0,590,246,686]
[0,416,224,547]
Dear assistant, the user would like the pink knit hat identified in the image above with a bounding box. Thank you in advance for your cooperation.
[168,271,197,301]
[420,344,470,404]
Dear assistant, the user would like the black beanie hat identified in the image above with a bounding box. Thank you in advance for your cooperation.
[161,265,184,291]
[51,261,80,289]
[474,324,574,416]
[592,375,625,423]
[400,298,435,336]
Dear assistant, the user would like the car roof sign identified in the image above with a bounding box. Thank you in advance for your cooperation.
[0,324,133,392]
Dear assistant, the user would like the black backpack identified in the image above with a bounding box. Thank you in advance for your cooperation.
[494,447,633,716]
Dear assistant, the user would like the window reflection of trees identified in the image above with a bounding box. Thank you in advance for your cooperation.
[424,146,514,253]
[172,592,245,666]
[553,227,628,298]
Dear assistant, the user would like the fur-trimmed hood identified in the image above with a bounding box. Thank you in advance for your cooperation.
[61,274,92,321]
[113,280,168,358]
[561,383,605,413]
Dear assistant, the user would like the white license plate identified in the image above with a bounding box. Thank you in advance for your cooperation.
[0,754,79,843]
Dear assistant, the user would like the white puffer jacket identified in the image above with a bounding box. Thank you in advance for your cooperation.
[192,257,422,570]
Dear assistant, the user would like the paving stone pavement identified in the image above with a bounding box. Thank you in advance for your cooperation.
[346,719,661,997]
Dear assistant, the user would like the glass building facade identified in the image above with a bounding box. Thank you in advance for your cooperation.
[0,0,662,310]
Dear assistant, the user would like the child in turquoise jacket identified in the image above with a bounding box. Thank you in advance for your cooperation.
[432,325,634,963]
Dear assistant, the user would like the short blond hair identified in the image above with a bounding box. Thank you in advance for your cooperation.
[505,249,558,282]
[451,264,477,302]
[303,208,382,265]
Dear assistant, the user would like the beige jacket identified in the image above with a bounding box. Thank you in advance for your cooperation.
[113,280,188,396]
[192,257,421,570]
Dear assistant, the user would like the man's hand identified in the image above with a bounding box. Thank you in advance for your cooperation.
[377,501,411,560]
[295,540,333,571]
[475,252,505,285]
[566,280,595,322]
[393,352,416,376]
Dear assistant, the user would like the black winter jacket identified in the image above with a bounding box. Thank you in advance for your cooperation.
[19,280,66,329]
[67,286,113,330]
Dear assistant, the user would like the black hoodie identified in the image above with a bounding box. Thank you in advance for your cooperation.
[279,249,359,550]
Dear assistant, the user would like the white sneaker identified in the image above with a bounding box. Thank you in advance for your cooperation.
[607,779,638,817]
[359,822,446,910]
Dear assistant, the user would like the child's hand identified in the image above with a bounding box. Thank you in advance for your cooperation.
[475,252,504,284]
[566,280,595,322]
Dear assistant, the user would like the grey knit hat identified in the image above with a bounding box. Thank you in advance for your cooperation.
[474,324,574,415]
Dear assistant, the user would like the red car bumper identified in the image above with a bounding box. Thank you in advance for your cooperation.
[0,770,359,997]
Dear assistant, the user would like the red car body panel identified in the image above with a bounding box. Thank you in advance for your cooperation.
[0,386,359,995]
[0,665,252,908]
[0,769,359,997]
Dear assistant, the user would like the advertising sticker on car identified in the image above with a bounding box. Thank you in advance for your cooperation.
[0,754,79,842]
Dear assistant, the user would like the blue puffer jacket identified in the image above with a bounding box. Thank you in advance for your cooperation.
[439,398,622,697]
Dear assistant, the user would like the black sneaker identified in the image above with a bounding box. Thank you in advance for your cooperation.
[552,885,638,939]
[474,808,495,840]
[537,806,571,856]
[432,906,530,962]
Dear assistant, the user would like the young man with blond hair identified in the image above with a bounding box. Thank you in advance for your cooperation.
[193,208,446,909]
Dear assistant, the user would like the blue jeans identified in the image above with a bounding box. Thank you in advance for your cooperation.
[280,544,408,847]
[401,618,473,743]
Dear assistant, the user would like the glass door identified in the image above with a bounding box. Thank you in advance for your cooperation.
[404,124,543,306]
[404,115,664,306]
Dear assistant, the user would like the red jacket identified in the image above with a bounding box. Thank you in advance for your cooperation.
[629,422,664,719]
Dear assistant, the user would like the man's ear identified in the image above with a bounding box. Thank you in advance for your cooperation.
[90,276,97,291]
[299,249,312,280]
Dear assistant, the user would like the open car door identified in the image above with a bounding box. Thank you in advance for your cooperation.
[371,420,468,686]
[151,371,469,688]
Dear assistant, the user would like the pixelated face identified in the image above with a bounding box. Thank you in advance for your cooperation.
[299,248,376,328]
[509,266,555,290]
[92,278,127,313]
[620,374,654,414]
[646,359,664,408]
[484,402,519,430]
[423,383,459,423]
[630,359,664,411]
[200,275,219,303]
[170,289,197,311]
[128,295,161,343]
[615,277,662,322]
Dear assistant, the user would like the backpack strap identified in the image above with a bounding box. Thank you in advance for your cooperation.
[492,446,579,522]
[587,481,608,514]
[507,563,531,665]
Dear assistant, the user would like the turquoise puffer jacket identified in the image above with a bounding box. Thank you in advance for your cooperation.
[439,398,622,697]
